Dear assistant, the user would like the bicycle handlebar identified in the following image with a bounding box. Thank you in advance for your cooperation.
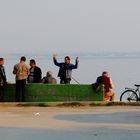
[134,84,140,87]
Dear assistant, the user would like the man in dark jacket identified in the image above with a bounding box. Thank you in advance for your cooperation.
[28,59,42,83]
[0,58,7,101]
[53,54,79,84]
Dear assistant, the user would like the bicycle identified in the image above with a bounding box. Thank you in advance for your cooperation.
[120,84,140,102]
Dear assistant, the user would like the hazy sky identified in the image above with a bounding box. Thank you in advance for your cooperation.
[0,0,140,54]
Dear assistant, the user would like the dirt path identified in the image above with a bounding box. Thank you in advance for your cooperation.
[0,106,140,129]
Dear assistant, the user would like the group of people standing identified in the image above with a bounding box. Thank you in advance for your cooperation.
[0,54,115,102]
[0,54,79,102]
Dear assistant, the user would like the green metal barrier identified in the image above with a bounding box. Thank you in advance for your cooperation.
[4,84,104,102]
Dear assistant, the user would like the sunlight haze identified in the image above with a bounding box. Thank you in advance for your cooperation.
[0,0,140,54]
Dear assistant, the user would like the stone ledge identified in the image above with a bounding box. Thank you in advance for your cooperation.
[0,101,140,107]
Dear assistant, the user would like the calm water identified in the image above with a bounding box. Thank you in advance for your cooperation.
[3,52,140,100]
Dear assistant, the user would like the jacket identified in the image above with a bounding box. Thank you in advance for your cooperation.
[27,66,42,83]
[13,61,29,80]
[96,76,112,93]
[53,57,78,80]
[0,65,7,86]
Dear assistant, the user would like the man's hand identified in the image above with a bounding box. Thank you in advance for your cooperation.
[53,54,58,59]
[75,56,79,62]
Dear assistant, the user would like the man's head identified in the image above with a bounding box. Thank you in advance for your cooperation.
[0,58,4,65]
[102,71,109,77]
[64,56,70,64]
[20,56,26,62]
[46,71,53,77]
[30,59,36,68]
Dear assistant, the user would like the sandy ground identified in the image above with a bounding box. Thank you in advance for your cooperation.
[0,106,140,140]
[0,106,140,129]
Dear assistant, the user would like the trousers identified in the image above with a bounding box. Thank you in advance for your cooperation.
[15,79,26,102]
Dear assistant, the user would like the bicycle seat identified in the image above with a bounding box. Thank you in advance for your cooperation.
[134,84,140,87]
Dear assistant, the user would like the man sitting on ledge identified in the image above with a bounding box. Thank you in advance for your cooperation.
[41,71,57,84]
[96,71,115,101]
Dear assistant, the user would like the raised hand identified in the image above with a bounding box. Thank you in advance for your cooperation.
[75,56,79,62]
[53,54,58,59]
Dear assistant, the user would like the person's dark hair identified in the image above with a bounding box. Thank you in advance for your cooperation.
[102,71,108,75]
[65,56,70,60]
[20,56,26,61]
[0,58,4,61]
[30,59,36,64]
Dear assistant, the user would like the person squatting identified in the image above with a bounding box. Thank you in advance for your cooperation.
[95,71,115,101]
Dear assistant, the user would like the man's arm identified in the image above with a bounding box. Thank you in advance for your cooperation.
[75,56,79,67]
[109,78,115,89]
[71,56,79,69]
[53,54,61,67]
[13,65,17,75]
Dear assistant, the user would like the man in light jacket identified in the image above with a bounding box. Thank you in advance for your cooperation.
[13,56,29,102]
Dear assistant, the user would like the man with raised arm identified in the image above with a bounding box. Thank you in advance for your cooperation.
[53,54,79,84]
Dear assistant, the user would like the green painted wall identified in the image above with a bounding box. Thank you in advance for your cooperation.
[4,84,104,102]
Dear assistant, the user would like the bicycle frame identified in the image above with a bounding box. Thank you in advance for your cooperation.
[125,86,140,101]
[136,88,140,100]
[120,84,140,102]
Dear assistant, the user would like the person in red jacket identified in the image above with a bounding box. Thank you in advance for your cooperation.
[96,71,115,101]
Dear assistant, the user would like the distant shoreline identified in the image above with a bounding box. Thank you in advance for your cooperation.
[1,51,140,59]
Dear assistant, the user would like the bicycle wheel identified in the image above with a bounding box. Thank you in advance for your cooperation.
[120,90,138,102]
